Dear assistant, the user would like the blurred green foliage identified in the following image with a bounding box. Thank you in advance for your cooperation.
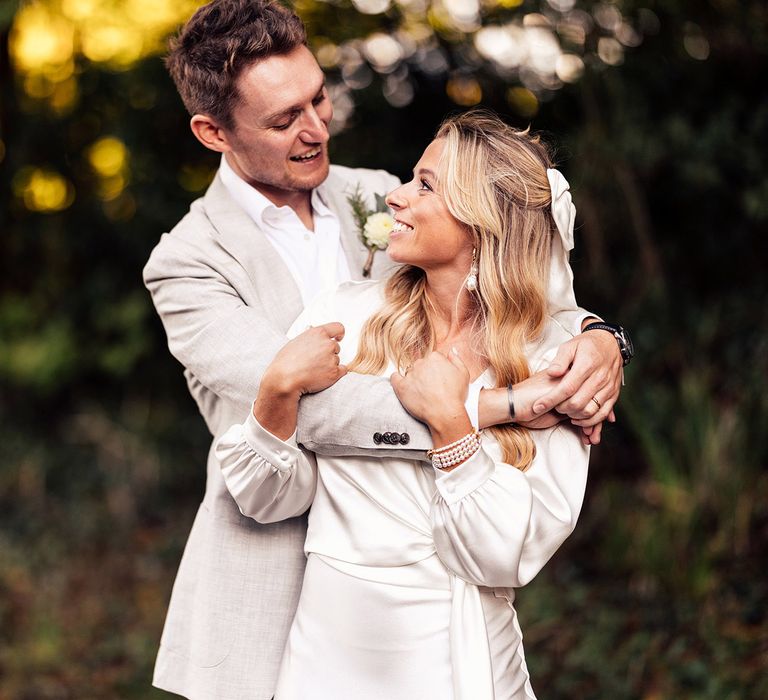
[1,0,767,698]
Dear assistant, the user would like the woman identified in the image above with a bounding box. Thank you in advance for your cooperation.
[216,111,590,699]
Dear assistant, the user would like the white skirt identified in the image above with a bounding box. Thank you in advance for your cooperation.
[274,553,536,700]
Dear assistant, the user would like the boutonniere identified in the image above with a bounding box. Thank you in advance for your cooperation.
[347,185,394,277]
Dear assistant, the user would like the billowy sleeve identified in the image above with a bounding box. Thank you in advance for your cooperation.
[216,412,318,524]
[430,424,589,589]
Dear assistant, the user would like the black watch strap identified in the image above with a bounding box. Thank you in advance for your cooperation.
[583,322,634,366]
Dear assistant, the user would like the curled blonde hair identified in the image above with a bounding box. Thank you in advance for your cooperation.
[351,110,557,470]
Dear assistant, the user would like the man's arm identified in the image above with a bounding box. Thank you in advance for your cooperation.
[144,233,285,410]
[476,316,623,445]
[143,230,433,458]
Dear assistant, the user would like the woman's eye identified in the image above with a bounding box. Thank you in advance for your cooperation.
[419,179,433,192]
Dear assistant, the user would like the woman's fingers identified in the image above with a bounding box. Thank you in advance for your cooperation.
[317,321,345,341]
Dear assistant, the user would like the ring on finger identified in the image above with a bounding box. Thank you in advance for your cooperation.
[591,396,602,410]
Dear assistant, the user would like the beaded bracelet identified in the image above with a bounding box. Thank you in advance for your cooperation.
[427,430,482,470]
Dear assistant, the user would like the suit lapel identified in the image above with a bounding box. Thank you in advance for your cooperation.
[203,174,304,333]
[319,173,368,282]
[319,170,398,282]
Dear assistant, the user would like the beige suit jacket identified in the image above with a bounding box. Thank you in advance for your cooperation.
[143,164,590,699]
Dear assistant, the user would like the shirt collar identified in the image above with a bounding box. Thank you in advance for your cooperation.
[219,154,334,227]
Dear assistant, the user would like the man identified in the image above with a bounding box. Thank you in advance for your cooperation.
[143,1,628,698]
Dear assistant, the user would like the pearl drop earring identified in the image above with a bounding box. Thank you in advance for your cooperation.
[466,248,478,292]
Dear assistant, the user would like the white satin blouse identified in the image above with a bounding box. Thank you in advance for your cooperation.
[216,280,590,700]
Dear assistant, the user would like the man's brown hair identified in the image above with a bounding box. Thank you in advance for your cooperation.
[166,0,307,130]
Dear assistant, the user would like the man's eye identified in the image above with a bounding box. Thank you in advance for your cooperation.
[312,91,326,106]
[272,114,298,130]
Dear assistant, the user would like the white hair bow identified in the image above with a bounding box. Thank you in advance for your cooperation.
[546,168,575,252]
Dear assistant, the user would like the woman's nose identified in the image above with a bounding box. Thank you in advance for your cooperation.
[386,185,406,210]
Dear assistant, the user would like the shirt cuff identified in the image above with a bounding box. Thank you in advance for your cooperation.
[551,309,602,338]
[244,411,302,473]
[465,381,483,430]
[433,448,496,505]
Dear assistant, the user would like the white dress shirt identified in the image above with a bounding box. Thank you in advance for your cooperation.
[219,155,352,306]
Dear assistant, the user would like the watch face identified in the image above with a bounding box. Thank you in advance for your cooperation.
[618,328,634,361]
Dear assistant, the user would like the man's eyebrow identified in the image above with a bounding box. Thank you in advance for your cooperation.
[263,81,327,123]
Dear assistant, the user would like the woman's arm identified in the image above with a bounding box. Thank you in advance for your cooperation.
[215,322,346,523]
[429,427,588,588]
[254,322,346,439]
[392,351,589,588]
[216,413,318,524]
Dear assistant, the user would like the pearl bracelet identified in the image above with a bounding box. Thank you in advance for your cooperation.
[428,430,482,470]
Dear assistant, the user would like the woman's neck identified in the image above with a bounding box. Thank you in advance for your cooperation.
[424,268,475,341]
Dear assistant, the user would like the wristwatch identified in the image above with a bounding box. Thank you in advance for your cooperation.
[582,322,634,366]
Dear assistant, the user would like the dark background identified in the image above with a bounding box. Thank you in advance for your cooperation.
[1,0,766,697]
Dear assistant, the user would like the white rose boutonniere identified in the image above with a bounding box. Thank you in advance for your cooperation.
[347,186,394,277]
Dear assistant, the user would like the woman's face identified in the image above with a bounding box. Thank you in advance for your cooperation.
[385,139,473,274]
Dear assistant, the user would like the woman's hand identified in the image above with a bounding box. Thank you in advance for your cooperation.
[391,349,473,447]
[254,322,346,439]
[261,322,347,398]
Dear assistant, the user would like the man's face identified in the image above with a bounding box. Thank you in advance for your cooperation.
[222,45,332,207]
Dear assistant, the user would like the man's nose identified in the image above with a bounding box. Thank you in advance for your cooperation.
[299,106,330,144]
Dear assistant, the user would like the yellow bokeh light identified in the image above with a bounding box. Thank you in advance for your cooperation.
[80,23,145,68]
[485,0,523,8]
[506,86,539,118]
[9,4,75,73]
[61,0,101,21]
[446,77,482,106]
[88,137,129,178]
[103,192,137,221]
[11,0,209,103]
[124,0,185,32]
[50,77,80,114]
[97,174,127,201]
[23,74,57,99]
[178,164,216,193]
[316,42,342,69]
[14,167,75,213]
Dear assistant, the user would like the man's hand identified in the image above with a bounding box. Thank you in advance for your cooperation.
[531,329,623,445]
[506,369,567,430]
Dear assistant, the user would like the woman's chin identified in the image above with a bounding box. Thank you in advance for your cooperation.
[386,246,408,264]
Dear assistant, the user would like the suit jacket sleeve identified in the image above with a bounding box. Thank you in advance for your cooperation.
[143,174,434,459]
[143,230,285,413]
[297,227,600,456]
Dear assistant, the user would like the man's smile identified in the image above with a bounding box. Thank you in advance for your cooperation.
[290,148,322,163]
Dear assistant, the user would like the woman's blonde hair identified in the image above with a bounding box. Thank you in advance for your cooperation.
[350,110,557,470]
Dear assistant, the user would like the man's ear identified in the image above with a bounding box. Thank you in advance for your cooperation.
[190,114,231,153]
